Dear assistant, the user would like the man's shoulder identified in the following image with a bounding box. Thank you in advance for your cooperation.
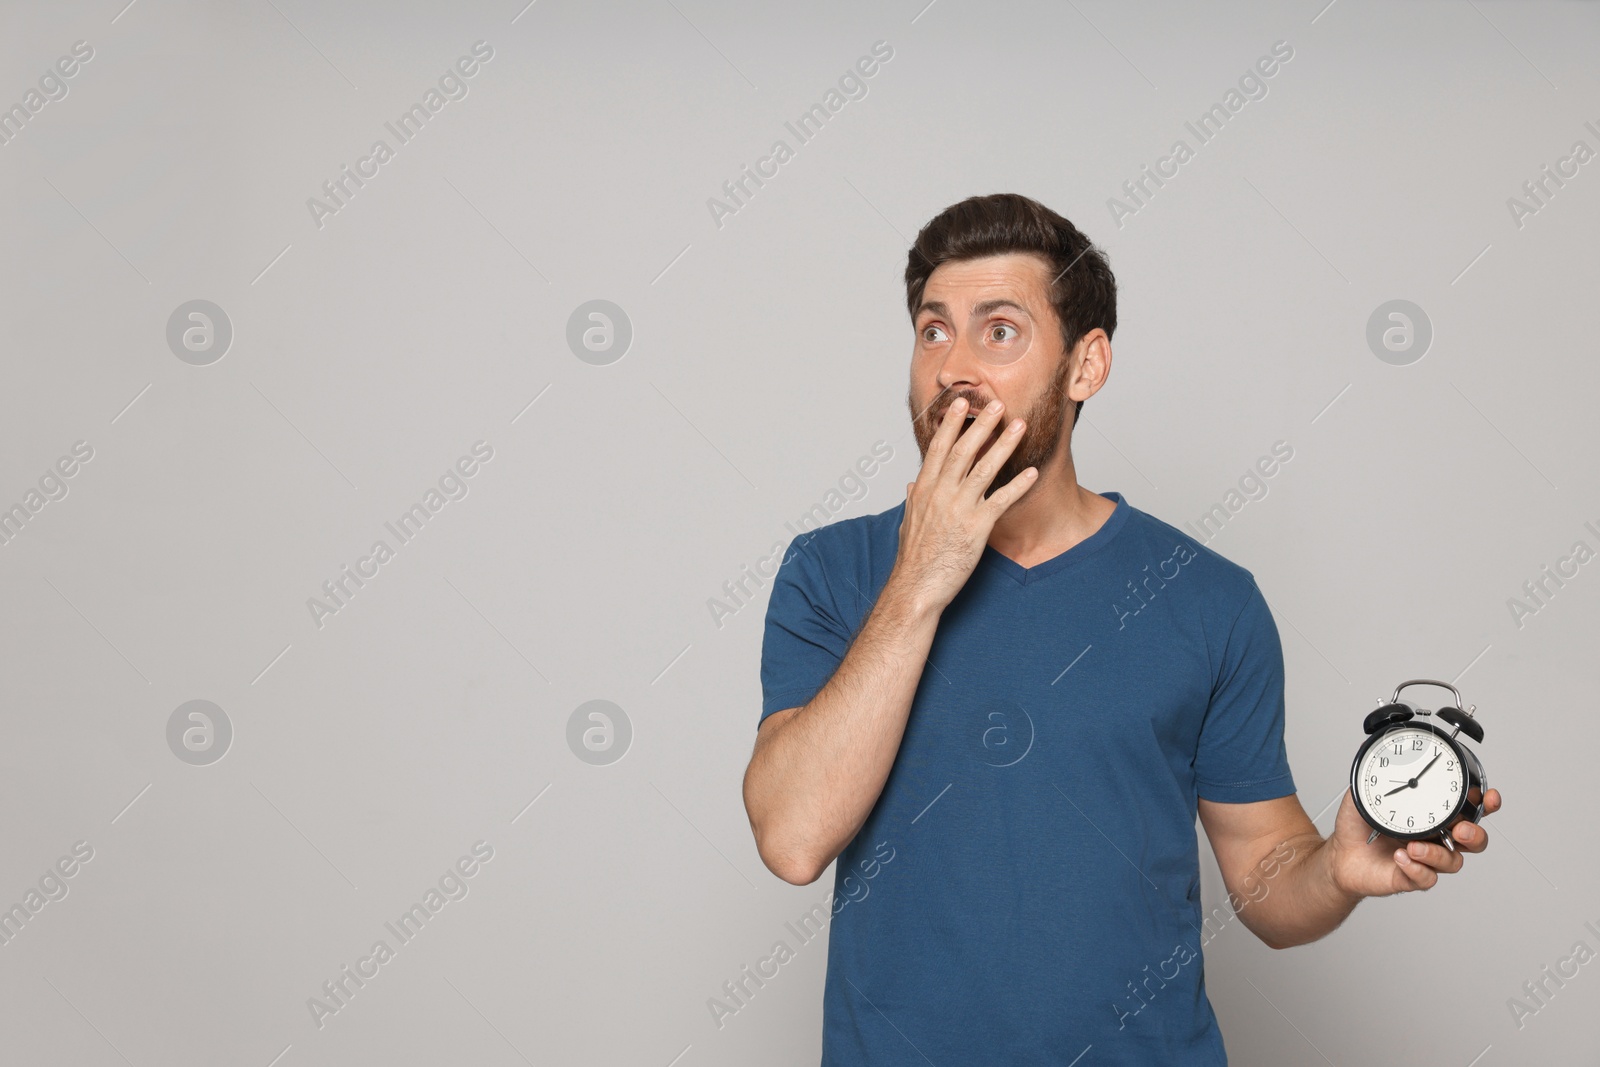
[783,500,904,567]
[1115,495,1263,599]
[765,502,902,633]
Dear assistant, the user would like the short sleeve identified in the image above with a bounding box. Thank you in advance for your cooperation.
[1194,580,1297,803]
[758,534,854,726]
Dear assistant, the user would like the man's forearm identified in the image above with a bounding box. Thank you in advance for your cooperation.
[1236,831,1364,950]
[743,573,941,885]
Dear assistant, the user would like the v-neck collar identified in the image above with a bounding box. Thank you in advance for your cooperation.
[977,491,1129,586]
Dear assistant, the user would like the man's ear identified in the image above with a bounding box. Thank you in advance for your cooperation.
[1070,329,1111,403]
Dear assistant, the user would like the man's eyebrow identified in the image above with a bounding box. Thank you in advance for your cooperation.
[972,298,1030,317]
[915,298,1031,319]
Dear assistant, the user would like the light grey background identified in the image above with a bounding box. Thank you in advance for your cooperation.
[0,0,1594,1064]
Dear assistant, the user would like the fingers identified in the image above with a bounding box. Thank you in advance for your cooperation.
[1395,844,1446,889]
[962,415,1028,498]
[917,396,971,485]
[1446,788,1499,854]
[1394,838,1464,890]
[938,399,1009,488]
[1411,840,1464,873]
[980,464,1040,517]
[1393,847,1438,890]
[1383,803,1497,894]
[1451,818,1489,853]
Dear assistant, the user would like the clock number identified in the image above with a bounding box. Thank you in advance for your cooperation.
[1368,774,1378,785]
[1407,816,1414,827]
[1412,738,1424,750]
[1389,810,1396,821]
[1446,760,1454,769]
[1379,756,1389,767]
[1392,743,1402,755]
[1451,780,1458,792]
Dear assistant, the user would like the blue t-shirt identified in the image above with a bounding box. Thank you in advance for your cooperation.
[758,491,1296,1065]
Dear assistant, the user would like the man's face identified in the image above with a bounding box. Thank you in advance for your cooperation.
[908,252,1075,495]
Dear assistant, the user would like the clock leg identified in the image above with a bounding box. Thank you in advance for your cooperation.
[1367,829,1380,845]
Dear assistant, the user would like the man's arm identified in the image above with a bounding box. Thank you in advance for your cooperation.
[1198,787,1501,950]
[743,575,940,885]
[743,396,1036,886]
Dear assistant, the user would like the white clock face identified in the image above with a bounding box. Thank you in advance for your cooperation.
[1356,727,1465,836]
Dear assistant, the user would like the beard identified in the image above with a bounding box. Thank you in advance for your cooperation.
[908,356,1073,499]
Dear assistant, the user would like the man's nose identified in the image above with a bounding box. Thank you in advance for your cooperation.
[936,329,987,389]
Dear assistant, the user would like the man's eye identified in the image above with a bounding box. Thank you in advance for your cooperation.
[921,325,948,343]
[988,324,1018,343]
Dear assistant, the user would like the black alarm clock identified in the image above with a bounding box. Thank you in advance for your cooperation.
[1350,679,1488,852]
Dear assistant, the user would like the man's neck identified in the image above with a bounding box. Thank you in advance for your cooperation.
[985,452,1116,570]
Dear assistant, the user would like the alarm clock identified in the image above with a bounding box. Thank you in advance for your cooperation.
[1350,679,1488,852]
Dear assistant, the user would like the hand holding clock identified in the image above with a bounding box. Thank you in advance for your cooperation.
[1229,687,1498,949]
[1327,784,1503,897]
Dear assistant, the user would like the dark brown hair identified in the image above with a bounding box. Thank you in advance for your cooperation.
[904,193,1117,422]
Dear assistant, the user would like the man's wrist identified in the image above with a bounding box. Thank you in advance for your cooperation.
[1323,834,1366,905]
[880,567,948,626]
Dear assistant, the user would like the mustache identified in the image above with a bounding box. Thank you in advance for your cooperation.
[911,383,952,426]
[926,388,994,425]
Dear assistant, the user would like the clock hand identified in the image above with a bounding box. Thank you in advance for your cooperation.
[1376,755,1440,796]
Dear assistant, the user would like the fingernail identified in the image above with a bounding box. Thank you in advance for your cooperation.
[1009,419,1024,433]
[986,399,1002,413]
[1395,850,1409,865]
[952,397,967,411]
